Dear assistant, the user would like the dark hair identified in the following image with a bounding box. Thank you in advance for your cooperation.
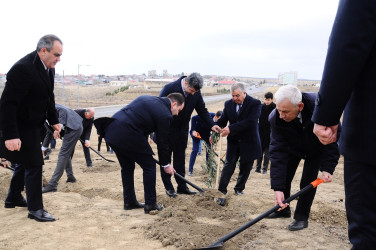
[215,110,222,117]
[167,93,185,106]
[264,92,273,99]
[37,34,63,52]
[185,72,203,90]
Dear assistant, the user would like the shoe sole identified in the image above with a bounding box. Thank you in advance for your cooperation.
[5,204,27,208]
[288,225,308,231]
[28,214,56,222]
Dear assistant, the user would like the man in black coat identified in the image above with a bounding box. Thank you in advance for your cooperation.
[74,107,95,167]
[216,83,262,203]
[158,73,221,197]
[0,34,62,222]
[312,0,376,247]
[255,92,276,174]
[267,85,340,231]
[104,93,185,214]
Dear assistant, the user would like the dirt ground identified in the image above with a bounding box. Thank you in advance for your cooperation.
[0,87,351,249]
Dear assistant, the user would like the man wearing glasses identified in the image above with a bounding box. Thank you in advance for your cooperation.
[0,34,62,222]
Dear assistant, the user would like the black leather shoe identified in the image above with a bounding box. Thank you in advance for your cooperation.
[165,189,178,198]
[177,188,197,195]
[4,197,27,208]
[66,176,77,183]
[288,220,308,231]
[28,209,56,222]
[216,198,226,206]
[262,169,267,174]
[124,202,145,210]
[42,185,57,193]
[144,204,164,214]
[234,190,244,195]
[255,168,261,173]
[267,209,291,219]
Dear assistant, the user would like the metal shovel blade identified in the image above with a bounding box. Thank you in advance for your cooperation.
[199,178,324,249]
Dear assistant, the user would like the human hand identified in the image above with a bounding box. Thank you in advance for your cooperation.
[5,138,21,151]
[52,123,62,133]
[1,159,9,168]
[85,141,90,148]
[320,171,332,183]
[274,191,289,210]
[211,125,221,133]
[220,127,230,137]
[163,165,175,175]
[53,130,60,139]
[313,123,338,145]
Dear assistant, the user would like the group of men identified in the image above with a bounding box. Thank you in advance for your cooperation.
[1,1,376,246]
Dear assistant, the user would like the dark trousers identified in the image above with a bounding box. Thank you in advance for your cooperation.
[160,128,188,191]
[111,145,157,206]
[6,163,43,211]
[98,135,110,152]
[256,146,270,171]
[189,137,210,173]
[344,157,376,249]
[79,139,92,166]
[218,142,252,194]
[283,155,320,221]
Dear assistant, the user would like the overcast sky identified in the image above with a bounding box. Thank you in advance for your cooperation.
[0,0,340,79]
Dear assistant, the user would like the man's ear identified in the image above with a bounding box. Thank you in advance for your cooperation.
[298,102,304,111]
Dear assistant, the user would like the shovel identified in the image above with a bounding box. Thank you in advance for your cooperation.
[1,163,15,171]
[154,159,205,194]
[79,139,115,163]
[174,172,205,194]
[201,178,325,249]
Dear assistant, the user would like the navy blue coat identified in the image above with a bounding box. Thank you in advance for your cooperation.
[190,113,215,143]
[269,93,340,190]
[104,95,172,165]
[216,94,262,162]
[159,76,214,132]
[0,51,59,165]
[312,0,376,166]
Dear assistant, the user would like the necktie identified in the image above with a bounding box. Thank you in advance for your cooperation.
[237,104,242,115]
[46,69,50,81]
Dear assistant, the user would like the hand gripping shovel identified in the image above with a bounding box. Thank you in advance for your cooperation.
[154,159,205,194]
[79,139,115,163]
[1,163,14,171]
[200,178,325,249]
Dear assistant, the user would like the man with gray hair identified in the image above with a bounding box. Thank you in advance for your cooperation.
[215,83,262,205]
[158,72,221,197]
[266,85,340,231]
[0,34,62,222]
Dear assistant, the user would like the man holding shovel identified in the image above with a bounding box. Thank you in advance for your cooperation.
[102,93,185,214]
[267,85,340,231]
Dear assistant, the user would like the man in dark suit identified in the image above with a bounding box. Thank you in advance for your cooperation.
[312,0,376,247]
[74,107,95,167]
[267,85,339,231]
[255,92,276,174]
[42,104,83,193]
[215,83,262,204]
[0,34,62,222]
[104,93,185,214]
[158,72,221,197]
